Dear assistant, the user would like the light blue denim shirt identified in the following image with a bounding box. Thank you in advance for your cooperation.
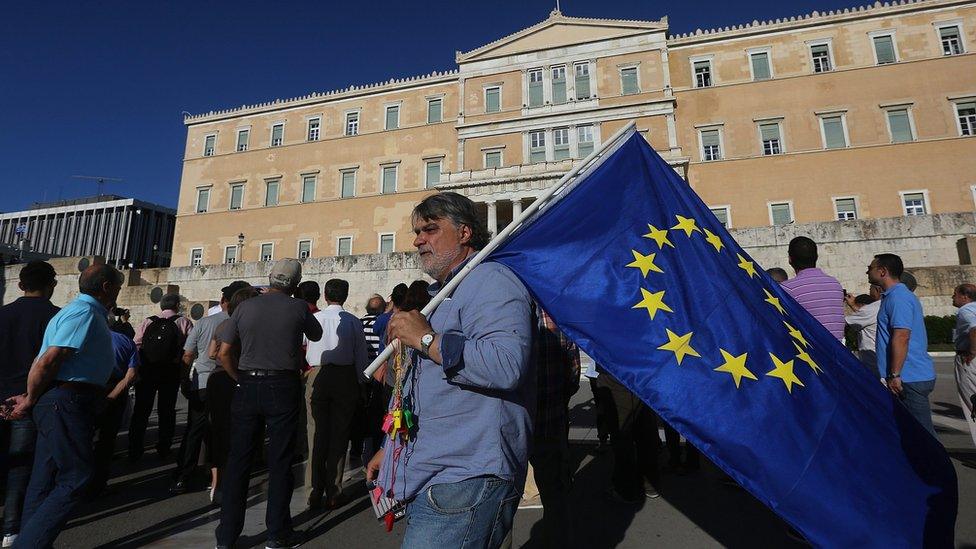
[38,293,114,386]
[378,260,535,502]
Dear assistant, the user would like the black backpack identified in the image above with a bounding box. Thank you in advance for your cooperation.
[141,316,181,365]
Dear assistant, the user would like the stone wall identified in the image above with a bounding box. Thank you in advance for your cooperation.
[2,212,974,324]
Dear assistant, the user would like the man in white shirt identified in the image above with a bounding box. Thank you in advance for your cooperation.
[304,278,368,510]
[845,284,882,371]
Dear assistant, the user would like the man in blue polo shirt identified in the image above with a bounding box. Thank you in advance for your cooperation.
[1,263,122,548]
[868,253,937,437]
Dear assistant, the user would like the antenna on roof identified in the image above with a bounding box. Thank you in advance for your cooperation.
[72,175,124,198]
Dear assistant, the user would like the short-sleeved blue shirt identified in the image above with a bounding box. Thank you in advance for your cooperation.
[875,283,935,382]
[110,331,140,380]
[955,302,976,353]
[38,293,114,386]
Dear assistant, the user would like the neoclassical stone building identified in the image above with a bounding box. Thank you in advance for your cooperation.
[173,0,976,266]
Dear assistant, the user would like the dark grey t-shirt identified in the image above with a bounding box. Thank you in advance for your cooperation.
[219,291,322,371]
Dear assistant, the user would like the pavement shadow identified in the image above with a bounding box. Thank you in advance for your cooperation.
[933,401,965,420]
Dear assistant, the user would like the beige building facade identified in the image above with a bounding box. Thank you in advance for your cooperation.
[173,0,976,267]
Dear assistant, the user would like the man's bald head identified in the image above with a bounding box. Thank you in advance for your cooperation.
[79,264,124,304]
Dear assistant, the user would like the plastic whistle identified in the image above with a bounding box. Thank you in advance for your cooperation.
[382,412,394,435]
[403,409,415,429]
[392,410,403,432]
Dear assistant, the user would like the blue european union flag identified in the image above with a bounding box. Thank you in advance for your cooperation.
[489,131,957,547]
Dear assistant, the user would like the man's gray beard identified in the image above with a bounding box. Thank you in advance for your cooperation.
[422,247,462,280]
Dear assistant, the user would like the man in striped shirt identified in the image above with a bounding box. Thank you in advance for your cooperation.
[360,294,385,362]
[781,236,845,340]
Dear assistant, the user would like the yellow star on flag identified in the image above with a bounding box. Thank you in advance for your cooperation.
[737,254,758,278]
[671,215,702,238]
[763,288,785,315]
[658,329,701,365]
[713,349,758,388]
[793,341,823,375]
[783,321,809,348]
[766,352,805,393]
[626,250,664,278]
[642,224,675,250]
[703,229,724,253]
[632,288,674,319]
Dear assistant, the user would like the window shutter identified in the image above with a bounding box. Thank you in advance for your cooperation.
[425,161,441,187]
[751,53,771,80]
[771,204,792,225]
[760,123,780,142]
[874,35,896,64]
[701,129,720,147]
[887,110,912,143]
[822,117,846,149]
[486,89,500,113]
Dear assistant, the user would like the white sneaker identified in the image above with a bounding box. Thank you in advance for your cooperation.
[3,534,18,548]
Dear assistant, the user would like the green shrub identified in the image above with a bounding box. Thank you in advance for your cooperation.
[924,315,956,345]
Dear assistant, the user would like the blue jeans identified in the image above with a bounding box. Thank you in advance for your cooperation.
[0,417,36,535]
[215,374,301,546]
[18,386,99,548]
[403,476,520,549]
[901,379,936,438]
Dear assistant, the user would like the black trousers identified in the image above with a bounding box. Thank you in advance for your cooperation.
[361,380,392,464]
[216,373,301,546]
[664,423,700,468]
[529,414,573,547]
[307,365,359,499]
[129,366,180,457]
[598,373,660,500]
[91,392,127,493]
[206,371,235,469]
[175,388,209,479]
[589,376,613,444]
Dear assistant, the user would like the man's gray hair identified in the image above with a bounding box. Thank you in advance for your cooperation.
[78,264,123,297]
[412,192,490,251]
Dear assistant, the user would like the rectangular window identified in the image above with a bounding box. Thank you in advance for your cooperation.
[385,105,400,130]
[903,192,926,216]
[337,237,352,256]
[196,188,210,213]
[203,134,216,157]
[345,112,359,136]
[820,115,848,149]
[379,234,395,254]
[484,150,502,169]
[620,67,639,95]
[693,60,712,88]
[710,207,730,228]
[236,129,249,152]
[551,66,567,104]
[485,87,501,113]
[381,165,397,194]
[529,130,546,163]
[940,25,964,55]
[873,34,897,65]
[229,183,244,210]
[307,118,320,141]
[298,240,311,260]
[770,203,793,225]
[265,180,280,207]
[957,102,976,136]
[427,98,442,124]
[528,69,544,107]
[835,198,857,220]
[700,129,722,161]
[271,123,284,147]
[759,122,782,155]
[553,128,570,160]
[425,160,441,188]
[577,125,594,157]
[190,248,202,266]
[224,246,237,264]
[574,63,590,99]
[886,109,914,143]
[750,51,772,80]
[810,43,832,73]
[301,175,316,203]
[260,243,274,262]
[340,170,356,198]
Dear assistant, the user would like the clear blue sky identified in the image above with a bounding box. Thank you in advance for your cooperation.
[0,0,857,212]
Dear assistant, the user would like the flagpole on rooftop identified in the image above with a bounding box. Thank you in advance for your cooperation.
[363,120,638,378]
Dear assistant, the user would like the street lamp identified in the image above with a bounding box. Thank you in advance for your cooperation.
[237,233,245,263]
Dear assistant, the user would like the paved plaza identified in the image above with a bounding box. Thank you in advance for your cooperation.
[41,357,976,548]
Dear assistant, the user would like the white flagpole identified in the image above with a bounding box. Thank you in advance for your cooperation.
[363,120,638,378]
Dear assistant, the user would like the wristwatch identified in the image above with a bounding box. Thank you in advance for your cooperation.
[886,373,901,380]
[420,332,436,356]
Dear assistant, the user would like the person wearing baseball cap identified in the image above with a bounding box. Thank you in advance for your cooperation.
[215,260,322,549]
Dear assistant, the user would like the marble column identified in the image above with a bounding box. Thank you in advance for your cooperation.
[487,200,498,236]
[511,199,523,221]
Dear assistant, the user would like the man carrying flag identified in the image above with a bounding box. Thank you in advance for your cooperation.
[482,123,956,547]
[367,192,533,549]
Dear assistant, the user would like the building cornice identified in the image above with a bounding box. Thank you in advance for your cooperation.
[666,0,973,47]
[184,70,459,126]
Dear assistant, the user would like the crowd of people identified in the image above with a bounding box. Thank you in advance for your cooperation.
[0,192,973,548]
